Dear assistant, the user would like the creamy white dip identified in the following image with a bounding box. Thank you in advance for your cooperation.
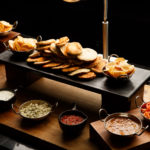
[0,90,14,101]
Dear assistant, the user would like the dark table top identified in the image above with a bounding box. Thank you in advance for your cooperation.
[0,50,150,99]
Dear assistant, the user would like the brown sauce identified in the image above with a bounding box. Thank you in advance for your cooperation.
[106,117,139,135]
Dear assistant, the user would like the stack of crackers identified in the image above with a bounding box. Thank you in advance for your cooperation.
[27,36,107,80]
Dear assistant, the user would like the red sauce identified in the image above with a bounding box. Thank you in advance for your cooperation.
[61,115,84,125]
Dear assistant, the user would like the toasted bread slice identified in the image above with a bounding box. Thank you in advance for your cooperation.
[37,45,51,50]
[55,36,69,47]
[68,68,90,76]
[29,51,41,58]
[27,57,45,63]
[34,60,51,65]
[77,48,97,62]
[84,56,102,68]
[62,66,80,73]
[78,72,96,79]
[91,59,107,74]
[37,39,55,45]
[66,42,82,56]
[60,44,68,56]
[52,64,70,69]
[43,62,61,68]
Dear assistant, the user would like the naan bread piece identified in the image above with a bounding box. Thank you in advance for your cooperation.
[62,66,80,73]
[66,42,82,56]
[77,48,97,62]
[37,39,55,45]
[50,43,64,57]
[29,51,41,58]
[84,56,102,68]
[78,72,96,79]
[91,59,107,74]
[43,62,61,68]
[52,64,70,69]
[27,57,45,63]
[55,36,69,47]
[37,45,51,50]
[68,68,90,76]
[34,60,51,65]
[60,44,68,56]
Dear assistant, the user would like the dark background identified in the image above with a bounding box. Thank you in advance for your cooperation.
[1,0,150,67]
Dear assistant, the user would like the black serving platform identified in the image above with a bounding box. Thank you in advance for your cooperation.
[0,51,150,112]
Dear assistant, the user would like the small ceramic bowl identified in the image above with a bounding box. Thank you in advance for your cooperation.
[58,105,88,134]
[0,88,18,111]
[5,35,42,58]
[0,21,18,36]
[12,100,58,120]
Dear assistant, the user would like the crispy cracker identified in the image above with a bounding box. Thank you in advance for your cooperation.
[43,62,61,68]
[37,39,55,45]
[68,68,90,76]
[91,59,107,74]
[52,64,70,69]
[78,72,96,79]
[77,48,97,62]
[27,57,45,63]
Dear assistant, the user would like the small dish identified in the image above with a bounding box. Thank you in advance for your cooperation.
[58,104,88,134]
[0,88,18,111]
[12,100,58,120]
[4,35,41,58]
[99,108,148,137]
[0,21,18,36]
[102,54,135,81]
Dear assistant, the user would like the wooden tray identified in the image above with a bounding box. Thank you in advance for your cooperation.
[0,89,99,150]
[90,108,150,150]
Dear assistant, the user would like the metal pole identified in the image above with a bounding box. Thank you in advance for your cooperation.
[102,0,108,59]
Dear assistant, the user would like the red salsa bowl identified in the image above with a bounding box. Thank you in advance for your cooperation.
[58,108,88,134]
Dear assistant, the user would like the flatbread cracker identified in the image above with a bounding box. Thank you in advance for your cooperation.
[78,72,96,79]
[66,42,82,56]
[84,56,102,68]
[37,45,50,50]
[34,60,51,65]
[68,68,90,76]
[55,36,69,47]
[27,57,45,63]
[37,39,55,45]
[52,64,70,69]
[43,62,61,68]
[77,48,97,62]
[91,59,107,74]
[62,66,80,73]
[29,51,41,58]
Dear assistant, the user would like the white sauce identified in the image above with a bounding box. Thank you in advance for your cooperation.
[0,90,14,101]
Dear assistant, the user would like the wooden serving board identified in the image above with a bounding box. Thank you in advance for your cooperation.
[90,109,150,150]
[0,89,99,150]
